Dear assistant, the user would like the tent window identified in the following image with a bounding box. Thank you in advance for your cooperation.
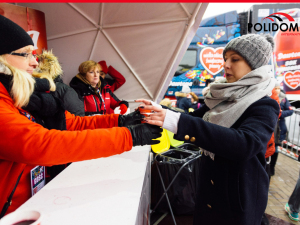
[175,49,197,76]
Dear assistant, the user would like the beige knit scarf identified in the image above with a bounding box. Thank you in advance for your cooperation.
[202,65,275,159]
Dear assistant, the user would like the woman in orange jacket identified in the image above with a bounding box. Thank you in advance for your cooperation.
[0,15,161,217]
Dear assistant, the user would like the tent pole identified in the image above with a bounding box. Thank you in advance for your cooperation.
[153,3,205,103]
[47,28,97,41]
[67,2,153,99]
[103,18,188,29]
[101,29,153,99]
[68,3,100,28]
[179,3,191,18]
[89,30,101,60]
[99,3,104,27]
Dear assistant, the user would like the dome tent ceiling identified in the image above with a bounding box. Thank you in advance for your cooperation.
[17,3,208,109]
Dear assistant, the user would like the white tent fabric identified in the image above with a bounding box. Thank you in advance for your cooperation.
[18,3,208,109]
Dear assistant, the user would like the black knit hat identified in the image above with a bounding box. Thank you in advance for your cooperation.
[0,14,34,55]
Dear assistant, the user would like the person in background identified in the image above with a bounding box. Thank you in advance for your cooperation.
[270,82,284,176]
[70,61,128,116]
[159,98,184,113]
[202,77,215,96]
[33,50,85,117]
[265,82,281,179]
[261,83,281,225]
[137,34,279,225]
[175,84,192,113]
[278,89,294,143]
[0,15,162,217]
[189,92,200,112]
[33,50,86,179]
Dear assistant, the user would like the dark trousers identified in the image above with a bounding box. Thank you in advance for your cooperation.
[261,157,271,225]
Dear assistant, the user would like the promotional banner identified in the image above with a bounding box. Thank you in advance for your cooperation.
[0,3,47,54]
[283,71,300,92]
[199,47,224,75]
[167,46,225,97]
[249,4,300,99]
[273,8,300,96]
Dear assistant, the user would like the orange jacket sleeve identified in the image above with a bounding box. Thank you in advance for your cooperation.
[0,102,133,167]
[271,89,281,118]
[265,89,281,158]
[65,111,119,130]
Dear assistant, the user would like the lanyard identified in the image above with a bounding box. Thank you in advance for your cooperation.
[1,110,33,219]
[18,109,36,123]
[0,171,24,219]
[96,89,106,114]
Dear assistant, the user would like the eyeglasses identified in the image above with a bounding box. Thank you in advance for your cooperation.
[10,50,37,60]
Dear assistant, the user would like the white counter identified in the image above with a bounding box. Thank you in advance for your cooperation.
[18,146,151,225]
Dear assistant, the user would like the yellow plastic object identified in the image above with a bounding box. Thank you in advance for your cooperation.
[151,129,170,154]
[166,130,184,148]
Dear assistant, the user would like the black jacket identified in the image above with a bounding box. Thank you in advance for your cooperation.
[176,94,192,113]
[175,96,279,225]
[53,77,85,117]
[69,76,100,116]
[0,74,67,130]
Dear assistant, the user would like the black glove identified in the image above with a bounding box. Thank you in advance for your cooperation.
[127,123,163,146]
[118,110,145,127]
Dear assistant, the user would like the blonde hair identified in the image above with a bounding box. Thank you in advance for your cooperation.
[159,98,172,108]
[0,55,35,108]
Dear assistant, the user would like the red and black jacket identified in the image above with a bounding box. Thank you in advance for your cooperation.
[70,76,128,116]
[104,66,126,92]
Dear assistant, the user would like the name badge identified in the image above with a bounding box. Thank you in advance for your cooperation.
[30,166,45,196]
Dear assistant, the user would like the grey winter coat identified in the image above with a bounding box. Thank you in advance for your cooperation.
[52,78,85,116]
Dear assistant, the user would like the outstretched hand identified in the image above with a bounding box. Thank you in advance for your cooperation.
[135,99,167,127]
[118,109,145,127]
[127,123,163,146]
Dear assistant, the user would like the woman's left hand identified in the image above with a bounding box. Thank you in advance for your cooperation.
[135,99,167,127]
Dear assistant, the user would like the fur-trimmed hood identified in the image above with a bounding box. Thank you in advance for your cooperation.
[33,50,63,79]
[175,92,187,97]
[0,62,12,75]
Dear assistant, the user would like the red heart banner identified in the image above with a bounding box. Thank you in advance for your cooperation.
[199,47,224,75]
[284,71,300,89]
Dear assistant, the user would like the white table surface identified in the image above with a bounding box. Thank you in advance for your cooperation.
[18,146,151,225]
